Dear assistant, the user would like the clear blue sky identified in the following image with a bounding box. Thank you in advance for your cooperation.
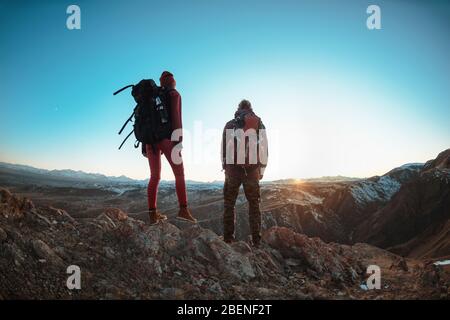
[1,0,449,181]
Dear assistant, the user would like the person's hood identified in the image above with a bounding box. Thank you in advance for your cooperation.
[234,107,253,119]
[160,71,176,89]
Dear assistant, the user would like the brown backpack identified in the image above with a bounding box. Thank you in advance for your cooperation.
[221,109,268,169]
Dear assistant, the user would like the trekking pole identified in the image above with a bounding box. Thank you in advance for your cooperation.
[113,84,134,96]
[118,111,134,135]
[118,130,134,150]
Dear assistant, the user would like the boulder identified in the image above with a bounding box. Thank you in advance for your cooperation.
[263,226,360,283]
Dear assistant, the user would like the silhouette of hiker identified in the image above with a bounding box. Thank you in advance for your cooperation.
[143,71,197,225]
[221,99,268,246]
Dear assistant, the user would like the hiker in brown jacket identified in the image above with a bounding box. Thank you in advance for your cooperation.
[221,99,268,246]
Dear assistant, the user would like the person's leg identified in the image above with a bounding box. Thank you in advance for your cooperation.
[146,144,162,210]
[243,176,261,246]
[158,139,196,222]
[146,144,168,224]
[223,173,242,242]
[158,139,188,206]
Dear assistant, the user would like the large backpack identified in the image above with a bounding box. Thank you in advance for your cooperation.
[113,79,172,150]
[222,109,268,169]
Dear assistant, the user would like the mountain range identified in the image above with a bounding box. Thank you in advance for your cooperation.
[0,149,449,299]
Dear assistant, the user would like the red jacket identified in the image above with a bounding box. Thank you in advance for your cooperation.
[160,71,182,140]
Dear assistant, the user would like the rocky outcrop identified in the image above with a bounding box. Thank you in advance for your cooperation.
[0,188,35,219]
[263,227,361,283]
[423,149,450,172]
[0,188,447,299]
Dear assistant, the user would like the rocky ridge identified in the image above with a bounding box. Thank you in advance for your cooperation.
[1,188,448,299]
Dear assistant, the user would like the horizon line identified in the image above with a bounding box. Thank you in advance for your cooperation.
[0,159,426,183]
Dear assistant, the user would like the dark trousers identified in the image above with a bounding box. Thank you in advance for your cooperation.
[223,172,261,243]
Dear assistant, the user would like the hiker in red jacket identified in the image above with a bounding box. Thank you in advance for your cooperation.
[142,71,197,225]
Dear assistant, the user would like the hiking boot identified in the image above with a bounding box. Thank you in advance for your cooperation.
[223,235,236,244]
[149,209,167,225]
[177,206,197,223]
[251,236,261,248]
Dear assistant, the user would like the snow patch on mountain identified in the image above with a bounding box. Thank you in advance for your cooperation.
[377,175,402,197]
[434,260,450,266]
[350,175,401,205]
[304,192,324,205]
[310,209,323,223]
[393,163,423,172]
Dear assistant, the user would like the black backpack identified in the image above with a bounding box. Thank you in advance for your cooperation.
[113,79,172,149]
